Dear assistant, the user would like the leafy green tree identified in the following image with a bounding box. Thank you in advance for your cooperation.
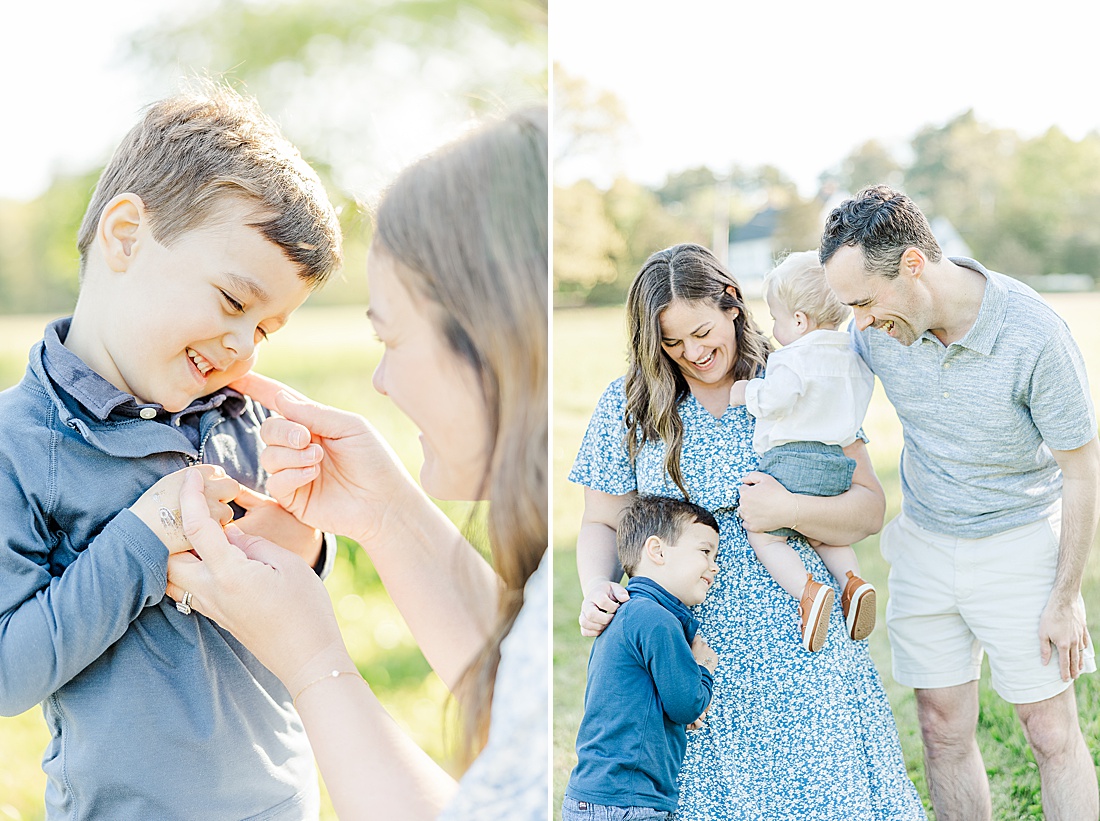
[605,176,695,289]
[836,139,903,193]
[553,63,628,171]
[1000,127,1100,277]
[553,180,624,305]
[904,110,1018,265]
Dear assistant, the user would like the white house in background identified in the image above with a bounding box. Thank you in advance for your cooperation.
[726,207,780,299]
[726,202,972,299]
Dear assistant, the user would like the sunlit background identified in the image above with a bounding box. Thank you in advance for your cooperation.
[551,2,1100,819]
[552,0,1100,305]
[0,2,546,818]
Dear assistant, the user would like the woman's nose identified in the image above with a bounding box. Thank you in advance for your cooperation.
[372,356,388,396]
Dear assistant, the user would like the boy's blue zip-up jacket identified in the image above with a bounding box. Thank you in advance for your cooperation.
[565,576,714,813]
[0,319,324,820]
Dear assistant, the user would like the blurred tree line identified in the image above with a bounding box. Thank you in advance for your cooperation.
[0,0,546,315]
[554,66,1100,306]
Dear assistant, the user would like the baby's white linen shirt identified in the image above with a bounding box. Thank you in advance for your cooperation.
[744,329,874,454]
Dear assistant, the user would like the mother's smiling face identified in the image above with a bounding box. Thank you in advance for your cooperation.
[658,297,741,391]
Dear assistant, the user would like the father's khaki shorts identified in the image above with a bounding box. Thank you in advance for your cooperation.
[880,509,1096,704]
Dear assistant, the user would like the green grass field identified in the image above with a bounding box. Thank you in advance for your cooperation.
[552,295,1100,821]
[0,306,475,821]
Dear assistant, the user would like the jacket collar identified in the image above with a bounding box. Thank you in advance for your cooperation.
[625,576,700,642]
[28,317,245,458]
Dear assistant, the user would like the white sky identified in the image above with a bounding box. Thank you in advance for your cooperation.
[0,3,186,200]
[0,2,543,202]
[551,0,1100,194]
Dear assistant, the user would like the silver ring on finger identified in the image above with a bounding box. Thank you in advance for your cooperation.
[176,590,193,616]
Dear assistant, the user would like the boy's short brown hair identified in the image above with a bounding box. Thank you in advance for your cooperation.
[77,81,341,284]
[617,495,719,576]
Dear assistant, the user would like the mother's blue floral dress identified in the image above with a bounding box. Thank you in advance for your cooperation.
[569,378,926,821]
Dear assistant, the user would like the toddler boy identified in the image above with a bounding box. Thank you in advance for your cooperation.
[729,250,876,653]
[0,84,342,819]
[563,495,719,820]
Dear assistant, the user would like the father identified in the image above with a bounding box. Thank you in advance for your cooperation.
[820,185,1099,821]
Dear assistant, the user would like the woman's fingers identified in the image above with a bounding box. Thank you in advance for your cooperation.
[179,470,237,568]
[260,437,324,474]
[224,523,303,569]
[260,416,315,451]
[229,372,308,409]
[268,391,369,441]
[165,553,212,619]
[264,466,321,505]
[232,485,271,510]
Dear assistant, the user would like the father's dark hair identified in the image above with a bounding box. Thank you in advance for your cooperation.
[617,494,719,577]
[819,184,942,278]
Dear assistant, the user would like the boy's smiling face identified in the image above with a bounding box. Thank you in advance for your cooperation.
[73,196,313,413]
[642,522,720,607]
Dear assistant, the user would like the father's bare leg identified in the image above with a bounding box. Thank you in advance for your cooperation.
[1016,686,1099,821]
[915,682,991,821]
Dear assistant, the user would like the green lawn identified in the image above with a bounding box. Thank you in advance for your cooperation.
[0,306,474,821]
[552,296,1100,821]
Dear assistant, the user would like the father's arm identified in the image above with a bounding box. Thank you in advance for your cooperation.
[1044,436,1100,681]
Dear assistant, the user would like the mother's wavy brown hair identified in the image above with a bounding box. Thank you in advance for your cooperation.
[624,243,771,499]
[374,107,547,763]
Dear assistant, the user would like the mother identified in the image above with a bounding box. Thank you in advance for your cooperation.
[167,109,547,819]
[572,243,925,820]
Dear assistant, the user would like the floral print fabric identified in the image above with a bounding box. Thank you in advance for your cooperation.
[569,378,926,821]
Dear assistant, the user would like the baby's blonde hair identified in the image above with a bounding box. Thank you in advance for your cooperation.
[764,250,849,330]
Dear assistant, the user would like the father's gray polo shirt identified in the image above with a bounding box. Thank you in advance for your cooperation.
[852,257,1095,538]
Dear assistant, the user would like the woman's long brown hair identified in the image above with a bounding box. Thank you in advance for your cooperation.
[624,243,771,499]
[374,108,547,763]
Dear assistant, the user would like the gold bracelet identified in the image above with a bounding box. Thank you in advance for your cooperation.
[292,669,365,709]
[793,496,800,532]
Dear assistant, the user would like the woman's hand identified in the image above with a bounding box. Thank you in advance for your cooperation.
[165,470,350,694]
[579,579,629,637]
[576,488,634,637]
[230,372,418,545]
[737,471,795,533]
[130,465,239,554]
[740,440,886,545]
[233,486,323,568]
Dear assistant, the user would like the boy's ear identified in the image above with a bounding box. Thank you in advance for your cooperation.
[98,194,146,273]
[643,535,665,565]
[793,310,809,328]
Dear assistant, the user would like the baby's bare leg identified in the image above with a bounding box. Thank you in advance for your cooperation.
[746,529,808,599]
[813,543,860,588]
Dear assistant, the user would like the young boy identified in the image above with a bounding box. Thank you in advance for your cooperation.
[729,250,877,653]
[0,84,342,819]
[563,495,719,821]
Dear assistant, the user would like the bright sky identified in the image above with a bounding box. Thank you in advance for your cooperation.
[0,3,186,200]
[0,2,543,202]
[551,0,1100,194]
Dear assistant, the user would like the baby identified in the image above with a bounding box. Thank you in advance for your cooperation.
[729,250,876,652]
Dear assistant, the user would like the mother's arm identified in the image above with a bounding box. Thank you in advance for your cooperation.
[168,470,456,821]
[576,487,635,636]
[231,373,498,691]
[738,438,885,545]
